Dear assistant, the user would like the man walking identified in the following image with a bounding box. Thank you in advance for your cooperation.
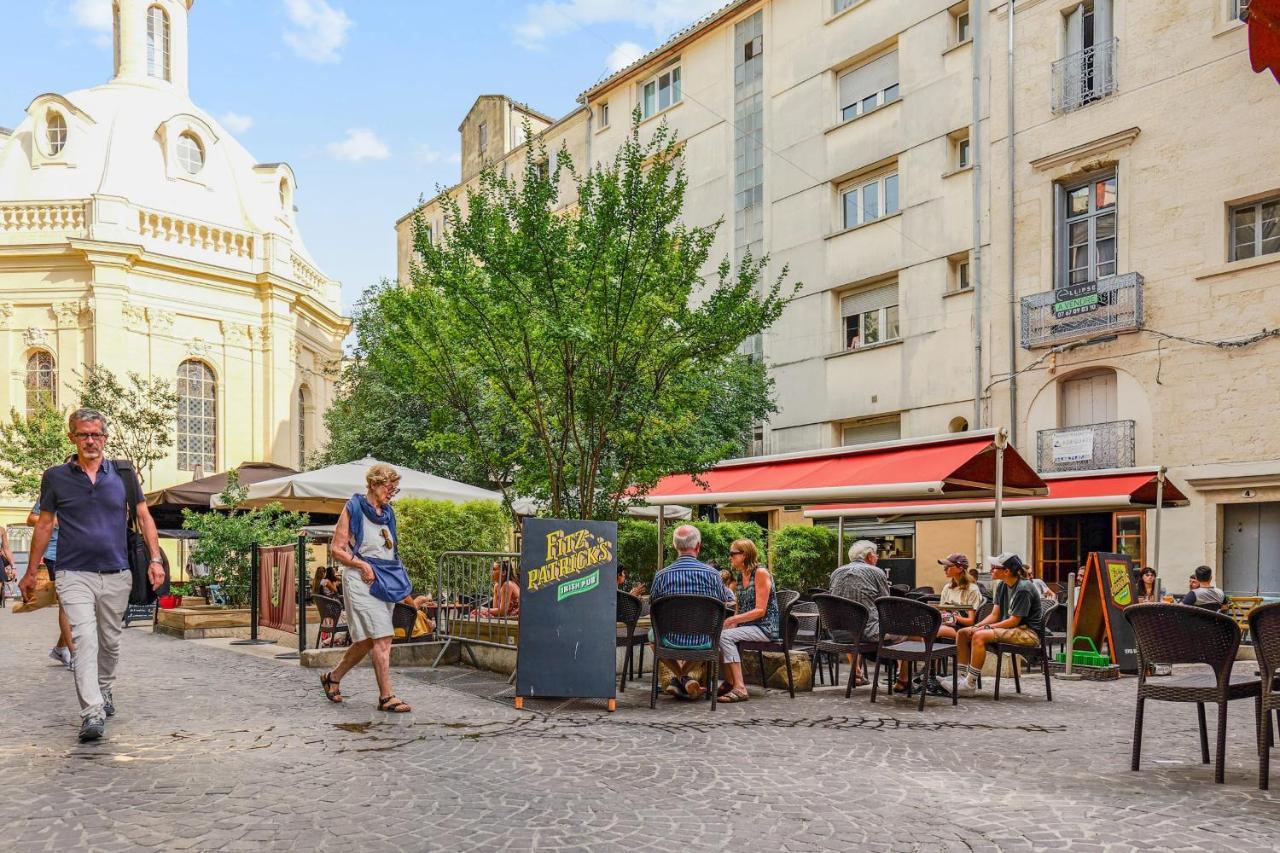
[21,409,165,742]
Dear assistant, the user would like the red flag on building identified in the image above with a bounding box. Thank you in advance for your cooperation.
[1249,0,1280,82]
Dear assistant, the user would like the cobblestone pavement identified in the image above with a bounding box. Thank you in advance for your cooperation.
[2,608,1279,852]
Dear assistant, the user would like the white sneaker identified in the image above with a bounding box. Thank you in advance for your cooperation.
[957,675,977,697]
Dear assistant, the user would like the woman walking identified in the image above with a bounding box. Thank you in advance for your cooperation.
[319,463,412,713]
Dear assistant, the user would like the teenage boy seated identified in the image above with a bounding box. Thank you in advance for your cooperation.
[1181,565,1225,610]
[954,552,1044,697]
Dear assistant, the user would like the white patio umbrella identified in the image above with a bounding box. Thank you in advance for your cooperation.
[211,456,503,513]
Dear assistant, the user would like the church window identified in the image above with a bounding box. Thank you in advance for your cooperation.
[147,5,171,81]
[25,351,57,414]
[45,112,67,156]
[176,360,216,472]
[279,178,290,211]
[177,132,204,175]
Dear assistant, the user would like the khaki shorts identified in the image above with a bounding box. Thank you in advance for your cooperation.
[990,625,1038,646]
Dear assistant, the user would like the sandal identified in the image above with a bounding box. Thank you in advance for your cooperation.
[718,688,750,703]
[716,680,733,697]
[320,672,344,703]
[377,695,412,713]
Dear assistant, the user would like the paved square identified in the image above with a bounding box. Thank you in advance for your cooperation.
[1,607,1278,852]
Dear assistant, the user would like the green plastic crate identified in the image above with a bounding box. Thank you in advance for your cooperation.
[1054,636,1111,668]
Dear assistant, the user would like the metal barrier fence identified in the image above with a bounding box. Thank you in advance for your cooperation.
[433,551,522,667]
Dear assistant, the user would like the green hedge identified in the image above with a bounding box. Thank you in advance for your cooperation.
[616,518,766,587]
[771,524,839,593]
[395,498,510,593]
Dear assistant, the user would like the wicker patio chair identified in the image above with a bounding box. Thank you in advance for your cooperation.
[811,594,873,698]
[992,600,1055,702]
[1247,602,1280,789]
[789,600,834,686]
[391,602,420,645]
[1124,603,1262,784]
[648,594,730,712]
[616,590,647,692]
[871,596,957,710]
[1227,596,1265,642]
[734,591,802,699]
[311,593,349,649]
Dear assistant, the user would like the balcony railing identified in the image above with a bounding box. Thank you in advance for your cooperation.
[1020,272,1143,350]
[1037,420,1135,473]
[1052,38,1119,114]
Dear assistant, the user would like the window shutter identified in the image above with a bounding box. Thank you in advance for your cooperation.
[842,418,902,446]
[838,51,898,107]
[840,282,898,318]
[1065,5,1084,55]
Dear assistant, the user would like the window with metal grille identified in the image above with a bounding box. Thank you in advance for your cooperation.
[25,351,56,414]
[147,5,170,81]
[176,360,216,472]
[1230,197,1279,261]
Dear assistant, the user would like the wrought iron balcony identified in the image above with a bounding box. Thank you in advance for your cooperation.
[1020,272,1143,350]
[1052,38,1119,114]
[1037,420,1136,473]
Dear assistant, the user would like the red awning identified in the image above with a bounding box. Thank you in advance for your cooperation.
[1249,0,1280,83]
[804,468,1189,521]
[643,431,1045,507]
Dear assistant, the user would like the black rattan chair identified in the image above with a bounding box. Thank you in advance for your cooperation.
[649,594,729,712]
[391,602,419,644]
[788,600,833,685]
[992,600,1054,702]
[1248,602,1280,789]
[872,597,957,710]
[1125,603,1262,784]
[616,590,646,692]
[1043,598,1068,659]
[312,594,349,648]
[735,590,802,699]
[812,594,873,698]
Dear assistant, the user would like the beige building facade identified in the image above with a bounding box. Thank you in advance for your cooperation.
[396,0,1279,592]
[1,0,349,525]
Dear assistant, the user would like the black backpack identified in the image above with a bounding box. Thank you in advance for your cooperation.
[114,460,169,606]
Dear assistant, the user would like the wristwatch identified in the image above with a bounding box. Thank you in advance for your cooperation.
[149,556,164,564]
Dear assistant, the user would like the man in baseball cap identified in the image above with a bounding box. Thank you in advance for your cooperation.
[954,551,1044,697]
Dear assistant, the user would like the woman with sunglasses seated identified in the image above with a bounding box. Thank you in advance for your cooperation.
[716,539,779,703]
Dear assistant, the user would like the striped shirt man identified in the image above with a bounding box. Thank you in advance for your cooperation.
[650,555,734,648]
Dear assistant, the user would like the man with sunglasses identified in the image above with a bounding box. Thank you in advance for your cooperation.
[22,409,165,742]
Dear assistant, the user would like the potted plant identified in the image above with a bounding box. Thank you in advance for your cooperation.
[159,582,188,610]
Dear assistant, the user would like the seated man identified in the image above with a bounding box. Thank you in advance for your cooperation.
[954,552,1044,697]
[829,540,898,688]
[1181,565,1224,609]
[649,524,734,701]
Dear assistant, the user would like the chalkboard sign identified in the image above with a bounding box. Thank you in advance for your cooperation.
[516,518,618,705]
[1071,552,1139,673]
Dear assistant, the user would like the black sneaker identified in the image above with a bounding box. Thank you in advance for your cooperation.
[79,715,105,743]
[664,677,686,697]
[926,677,951,698]
[102,690,115,718]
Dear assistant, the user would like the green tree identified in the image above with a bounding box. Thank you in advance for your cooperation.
[0,407,74,501]
[771,525,839,593]
[75,365,178,484]
[181,472,309,607]
[367,114,795,519]
[394,498,511,593]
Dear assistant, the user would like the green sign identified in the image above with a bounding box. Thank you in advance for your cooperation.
[557,568,600,602]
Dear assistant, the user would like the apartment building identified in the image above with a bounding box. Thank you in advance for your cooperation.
[395,0,987,584]
[986,0,1280,595]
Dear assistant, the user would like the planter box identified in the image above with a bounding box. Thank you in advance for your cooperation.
[153,604,319,640]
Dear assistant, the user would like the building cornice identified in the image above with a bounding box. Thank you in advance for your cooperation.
[1030,127,1141,172]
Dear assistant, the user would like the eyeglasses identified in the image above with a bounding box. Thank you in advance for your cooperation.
[72,432,107,441]
[729,550,743,556]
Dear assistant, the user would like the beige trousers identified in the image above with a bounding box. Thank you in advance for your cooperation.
[55,570,132,719]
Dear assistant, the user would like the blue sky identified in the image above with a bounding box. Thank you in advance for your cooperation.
[2,0,723,315]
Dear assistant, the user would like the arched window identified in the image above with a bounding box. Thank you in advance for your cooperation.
[176,360,216,472]
[298,386,311,468]
[279,178,290,211]
[147,5,170,81]
[44,112,67,156]
[25,351,57,414]
[176,133,204,174]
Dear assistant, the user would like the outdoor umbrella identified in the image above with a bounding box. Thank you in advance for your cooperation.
[211,456,503,513]
[145,461,298,528]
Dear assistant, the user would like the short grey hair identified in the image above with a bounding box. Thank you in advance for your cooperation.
[672,524,701,552]
[848,539,878,563]
[68,408,108,433]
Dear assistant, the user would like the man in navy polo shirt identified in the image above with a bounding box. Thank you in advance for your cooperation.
[22,408,165,742]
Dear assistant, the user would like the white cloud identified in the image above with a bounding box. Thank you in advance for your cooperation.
[282,0,352,63]
[514,0,723,49]
[413,145,461,167]
[605,41,646,73]
[219,112,255,133]
[68,0,112,33]
[326,128,389,162]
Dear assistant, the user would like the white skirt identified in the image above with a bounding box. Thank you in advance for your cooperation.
[343,568,395,642]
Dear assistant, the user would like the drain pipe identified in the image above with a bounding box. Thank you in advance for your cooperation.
[1006,0,1019,447]
[971,0,985,429]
